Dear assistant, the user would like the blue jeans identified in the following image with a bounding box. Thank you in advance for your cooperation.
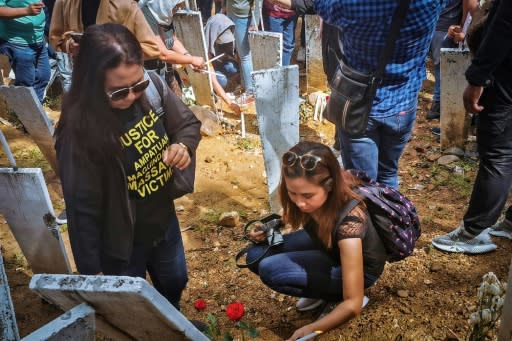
[429,31,457,103]
[0,41,51,103]
[338,103,417,189]
[213,59,239,89]
[264,15,297,66]
[246,230,378,301]
[101,212,188,309]
[227,13,253,93]
[56,51,72,92]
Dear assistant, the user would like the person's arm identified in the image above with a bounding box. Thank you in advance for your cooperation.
[210,65,241,115]
[287,238,365,340]
[123,1,161,60]
[0,2,44,18]
[159,36,205,68]
[270,0,315,15]
[464,0,512,113]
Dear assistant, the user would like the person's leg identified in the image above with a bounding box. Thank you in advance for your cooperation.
[56,51,72,92]
[246,229,324,274]
[146,212,188,310]
[256,250,379,301]
[376,103,417,188]
[463,102,512,234]
[198,0,213,22]
[227,13,253,93]
[7,44,37,98]
[281,16,297,66]
[338,117,380,181]
[33,43,51,102]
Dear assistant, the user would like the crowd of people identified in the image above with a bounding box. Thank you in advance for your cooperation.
[1,0,511,339]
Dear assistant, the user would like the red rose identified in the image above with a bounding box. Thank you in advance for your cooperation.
[194,298,207,311]
[226,301,245,321]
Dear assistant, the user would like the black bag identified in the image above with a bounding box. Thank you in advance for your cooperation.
[324,0,411,136]
[145,71,197,200]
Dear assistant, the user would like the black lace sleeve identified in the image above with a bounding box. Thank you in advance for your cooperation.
[335,206,368,241]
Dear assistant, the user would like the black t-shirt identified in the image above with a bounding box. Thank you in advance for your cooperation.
[116,103,174,246]
[82,0,101,29]
[436,0,462,31]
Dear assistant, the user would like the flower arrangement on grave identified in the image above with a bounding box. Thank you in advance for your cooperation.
[193,299,259,341]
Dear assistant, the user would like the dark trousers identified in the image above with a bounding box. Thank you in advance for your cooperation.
[101,212,188,309]
[464,81,512,233]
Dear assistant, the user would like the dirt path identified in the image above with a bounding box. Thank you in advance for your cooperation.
[1,84,511,340]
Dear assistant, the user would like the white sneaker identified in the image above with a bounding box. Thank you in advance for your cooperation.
[296,298,325,312]
[432,222,497,254]
[489,219,512,240]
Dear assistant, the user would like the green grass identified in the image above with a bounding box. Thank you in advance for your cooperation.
[235,137,259,151]
[12,148,50,171]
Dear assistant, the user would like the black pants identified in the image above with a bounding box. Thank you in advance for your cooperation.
[464,80,512,233]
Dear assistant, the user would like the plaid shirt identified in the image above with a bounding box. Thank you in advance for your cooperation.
[315,0,449,117]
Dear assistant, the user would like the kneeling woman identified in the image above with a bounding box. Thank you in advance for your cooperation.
[56,24,201,309]
[247,141,386,340]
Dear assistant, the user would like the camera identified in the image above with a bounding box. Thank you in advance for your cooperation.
[246,214,284,246]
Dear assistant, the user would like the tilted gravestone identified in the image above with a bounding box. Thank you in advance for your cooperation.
[0,167,71,274]
[0,85,58,175]
[173,10,214,108]
[249,31,282,71]
[305,15,328,93]
[252,66,300,212]
[30,274,209,341]
[0,250,20,341]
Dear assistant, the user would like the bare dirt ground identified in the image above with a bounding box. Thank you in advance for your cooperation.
[1,76,511,341]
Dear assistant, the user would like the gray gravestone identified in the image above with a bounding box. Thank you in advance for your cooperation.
[173,10,214,108]
[440,48,471,150]
[22,303,95,341]
[252,66,300,212]
[0,85,58,175]
[0,250,20,341]
[305,15,328,92]
[0,168,71,274]
[249,31,282,71]
[30,274,209,341]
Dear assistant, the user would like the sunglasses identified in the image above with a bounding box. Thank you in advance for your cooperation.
[282,151,322,171]
[106,78,150,101]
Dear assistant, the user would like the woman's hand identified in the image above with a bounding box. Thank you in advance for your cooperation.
[162,143,191,170]
[447,25,465,43]
[286,324,316,341]
[247,222,266,242]
[228,101,241,115]
[189,56,206,70]
[463,84,484,113]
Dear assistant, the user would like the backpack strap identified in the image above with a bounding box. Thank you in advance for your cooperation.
[331,198,362,244]
[145,70,165,117]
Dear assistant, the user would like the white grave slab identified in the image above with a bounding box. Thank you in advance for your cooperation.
[0,168,71,274]
[0,86,58,174]
[249,31,282,71]
[305,15,328,92]
[173,11,214,108]
[252,66,300,212]
[30,274,209,341]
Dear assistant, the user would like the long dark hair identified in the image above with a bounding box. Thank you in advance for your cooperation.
[279,141,362,248]
[56,23,144,159]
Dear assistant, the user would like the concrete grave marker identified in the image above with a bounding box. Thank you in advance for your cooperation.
[249,31,282,71]
[252,65,300,212]
[0,250,20,341]
[305,15,328,93]
[30,274,209,341]
[0,85,58,174]
[0,167,71,274]
[440,48,471,150]
[23,303,96,341]
[173,10,214,108]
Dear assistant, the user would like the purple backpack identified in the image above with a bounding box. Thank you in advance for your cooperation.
[337,170,421,262]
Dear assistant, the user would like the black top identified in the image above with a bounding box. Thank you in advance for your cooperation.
[116,103,174,246]
[436,0,462,32]
[82,0,101,29]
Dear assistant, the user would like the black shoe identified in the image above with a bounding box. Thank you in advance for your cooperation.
[189,319,208,332]
[431,127,441,136]
[426,101,440,120]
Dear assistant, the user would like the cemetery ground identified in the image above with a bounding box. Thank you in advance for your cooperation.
[1,81,511,341]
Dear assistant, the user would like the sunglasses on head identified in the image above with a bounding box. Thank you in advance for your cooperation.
[282,151,322,171]
[106,78,150,101]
